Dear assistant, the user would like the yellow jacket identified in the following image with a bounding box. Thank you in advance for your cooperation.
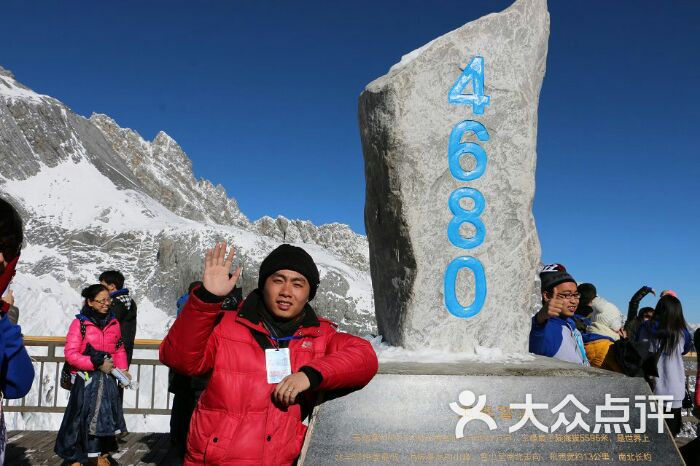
[584,338,621,373]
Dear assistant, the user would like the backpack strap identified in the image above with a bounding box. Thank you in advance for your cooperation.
[80,320,87,340]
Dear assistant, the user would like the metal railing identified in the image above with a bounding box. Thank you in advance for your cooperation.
[4,337,171,415]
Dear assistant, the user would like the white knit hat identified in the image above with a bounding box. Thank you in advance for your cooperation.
[587,296,623,340]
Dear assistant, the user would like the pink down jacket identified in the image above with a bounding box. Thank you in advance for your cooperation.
[64,315,128,372]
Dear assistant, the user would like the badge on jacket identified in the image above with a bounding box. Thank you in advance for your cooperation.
[265,348,291,384]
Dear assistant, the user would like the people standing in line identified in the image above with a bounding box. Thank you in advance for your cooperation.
[573,282,597,332]
[160,242,378,465]
[529,264,590,366]
[583,296,624,372]
[99,271,137,367]
[54,284,130,466]
[0,198,35,464]
[635,294,692,437]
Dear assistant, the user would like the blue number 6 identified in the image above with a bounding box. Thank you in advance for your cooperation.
[444,256,487,318]
[448,120,489,181]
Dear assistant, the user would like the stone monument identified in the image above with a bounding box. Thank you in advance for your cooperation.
[359,0,545,353]
[300,0,684,464]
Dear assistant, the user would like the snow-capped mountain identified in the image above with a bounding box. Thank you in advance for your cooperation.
[0,65,376,339]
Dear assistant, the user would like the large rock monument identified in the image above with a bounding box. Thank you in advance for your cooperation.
[300,1,684,464]
[360,0,545,353]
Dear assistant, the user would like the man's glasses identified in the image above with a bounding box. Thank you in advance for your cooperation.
[555,293,581,301]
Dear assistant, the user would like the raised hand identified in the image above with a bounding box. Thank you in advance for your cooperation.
[546,297,570,316]
[536,298,562,324]
[202,241,242,297]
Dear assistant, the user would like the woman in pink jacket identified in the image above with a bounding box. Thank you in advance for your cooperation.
[54,284,130,466]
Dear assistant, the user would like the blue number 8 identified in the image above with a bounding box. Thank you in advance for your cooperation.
[447,187,485,249]
[444,256,487,318]
[448,120,489,181]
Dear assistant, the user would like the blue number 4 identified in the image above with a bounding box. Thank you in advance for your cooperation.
[448,56,490,115]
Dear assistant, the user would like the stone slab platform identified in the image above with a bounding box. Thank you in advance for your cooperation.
[299,357,685,465]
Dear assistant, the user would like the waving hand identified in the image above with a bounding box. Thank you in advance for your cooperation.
[202,242,242,297]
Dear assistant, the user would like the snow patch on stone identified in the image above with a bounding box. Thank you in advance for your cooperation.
[388,37,438,74]
[367,336,535,364]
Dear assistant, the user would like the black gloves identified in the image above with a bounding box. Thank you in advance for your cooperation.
[83,343,110,370]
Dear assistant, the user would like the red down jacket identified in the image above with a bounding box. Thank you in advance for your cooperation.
[65,312,128,372]
[160,291,378,465]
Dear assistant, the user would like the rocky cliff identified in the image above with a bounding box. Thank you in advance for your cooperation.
[0,65,375,338]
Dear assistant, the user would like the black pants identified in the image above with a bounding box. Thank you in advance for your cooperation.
[86,435,117,456]
[666,407,682,437]
[169,389,199,457]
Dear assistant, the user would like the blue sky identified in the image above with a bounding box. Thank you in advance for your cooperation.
[2,1,699,320]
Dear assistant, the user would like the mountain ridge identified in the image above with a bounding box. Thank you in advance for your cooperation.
[0,65,376,338]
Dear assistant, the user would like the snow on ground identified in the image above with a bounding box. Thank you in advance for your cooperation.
[134,298,174,339]
[8,272,82,337]
[2,159,196,233]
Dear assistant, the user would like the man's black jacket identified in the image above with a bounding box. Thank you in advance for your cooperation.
[109,289,137,366]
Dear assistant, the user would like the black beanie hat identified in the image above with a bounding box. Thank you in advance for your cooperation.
[540,263,576,292]
[258,244,320,300]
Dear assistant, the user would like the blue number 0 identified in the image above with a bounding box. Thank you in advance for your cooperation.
[444,256,487,318]
[448,56,490,114]
[448,120,489,181]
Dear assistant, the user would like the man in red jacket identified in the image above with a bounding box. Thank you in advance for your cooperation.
[160,242,378,465]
